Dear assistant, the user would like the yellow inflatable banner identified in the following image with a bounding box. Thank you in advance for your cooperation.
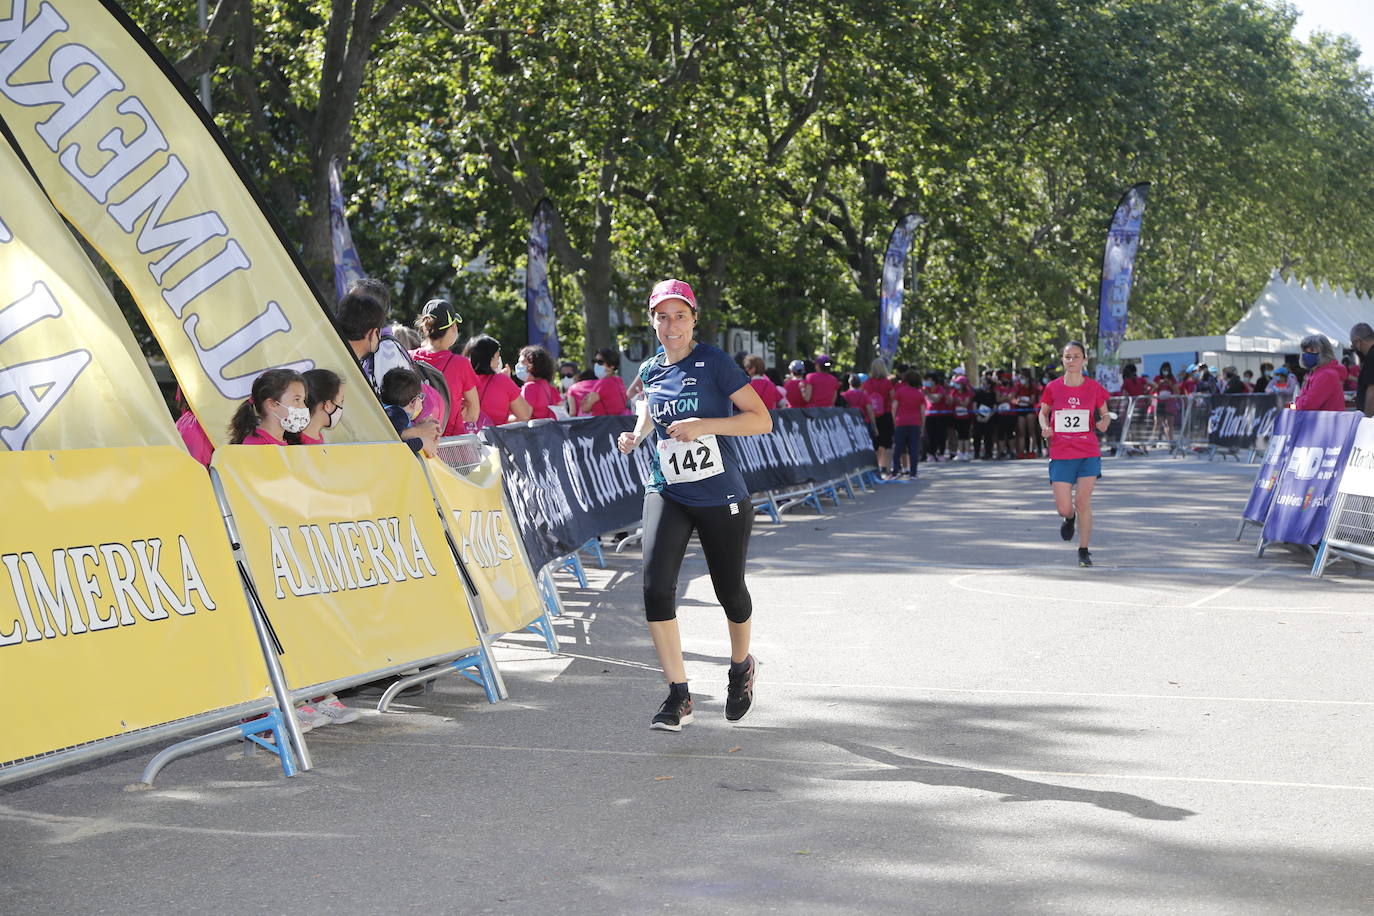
[212,443,481,690]
[0,446,271,763]
[0,0,394,446]
[429,454,545,635]
[0,131,178,451]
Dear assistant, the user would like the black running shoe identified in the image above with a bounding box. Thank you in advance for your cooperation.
[651,693,694,731]
[1078,547,1092,567]
[725,655,756,722]
[1060,514,1076,541]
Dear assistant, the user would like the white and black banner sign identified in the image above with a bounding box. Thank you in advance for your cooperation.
[483,409,875,570]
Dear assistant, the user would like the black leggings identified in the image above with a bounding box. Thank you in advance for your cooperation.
[642,491,754,624]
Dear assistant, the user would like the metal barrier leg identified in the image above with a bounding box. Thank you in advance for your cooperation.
[581,538,606,569]
[524,608,560,654]
[557,552,589,588]
[139,710,297,786]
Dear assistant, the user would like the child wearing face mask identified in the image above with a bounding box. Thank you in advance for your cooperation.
[297,369,346,445]
[228,369,309,445]
[378,368,428,443]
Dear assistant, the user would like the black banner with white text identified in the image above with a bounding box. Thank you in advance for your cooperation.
[483,409,876,570]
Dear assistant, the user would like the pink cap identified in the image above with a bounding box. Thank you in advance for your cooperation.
[648,278,697,311]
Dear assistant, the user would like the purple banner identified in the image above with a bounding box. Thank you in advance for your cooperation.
[1242,408,1298,523]
[328,158,365,301]
[1261,410,1362,545]
[878,214,922,363]
[1095,184,1149,392]
[526,199,560,359]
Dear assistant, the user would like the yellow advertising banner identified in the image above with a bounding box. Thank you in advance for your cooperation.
[0,0,395,446]
[0,446,272,763]
[429,454,545,635]
[212,443,481,690]
[0,132,178,451]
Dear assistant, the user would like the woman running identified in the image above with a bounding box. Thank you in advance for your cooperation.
[1038,341,1110,567]
[617,279,772,731]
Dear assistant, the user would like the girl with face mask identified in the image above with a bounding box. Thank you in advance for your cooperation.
[581,347,631,416]
[517,345,563,420]
[228,368,308,445]
[297,369,346,445]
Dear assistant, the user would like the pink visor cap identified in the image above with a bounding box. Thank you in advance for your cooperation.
[648,278,698,312]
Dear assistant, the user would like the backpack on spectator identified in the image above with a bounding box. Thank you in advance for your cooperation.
[364,329,451,432]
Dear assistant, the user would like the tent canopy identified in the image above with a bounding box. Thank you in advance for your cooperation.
[1225,270,1370,349]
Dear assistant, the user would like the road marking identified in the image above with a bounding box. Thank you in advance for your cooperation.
[946,571,1350,613]
[303,738,1374,794]
[1184,568,1273,608]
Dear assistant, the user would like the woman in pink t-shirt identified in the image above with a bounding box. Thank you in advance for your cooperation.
[227,368,308,445]
[464,335,531,427]
[1037,341,1111,567]
[409,298,480,436]
[517,345,564,420]
[744,355,782,410]
[890,370,927,479]
[862,359,896,473]
[580,348,631,416]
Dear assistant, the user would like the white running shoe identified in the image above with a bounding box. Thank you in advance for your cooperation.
[295,702,330,730]
[315,694,361,725]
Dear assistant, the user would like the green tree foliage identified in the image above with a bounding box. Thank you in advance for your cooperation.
[127,0,1374,372]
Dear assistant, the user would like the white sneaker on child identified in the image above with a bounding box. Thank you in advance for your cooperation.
[295,702,330,730]
[316,694,361,725]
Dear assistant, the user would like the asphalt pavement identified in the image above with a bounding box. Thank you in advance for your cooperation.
[3,455,1372,915]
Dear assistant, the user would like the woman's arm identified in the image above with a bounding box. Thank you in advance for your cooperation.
[462,387,479,424]
[617,397,655,454]
[664,384,772,441]
[1038,401,1054,440]
[509,395,532,422]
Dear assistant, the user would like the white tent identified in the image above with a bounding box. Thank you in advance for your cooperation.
[1225,270,1371,349]
[1119,270,1371,374]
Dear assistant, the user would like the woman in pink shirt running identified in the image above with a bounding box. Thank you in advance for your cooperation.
[228,369,308,445]
[1037,341,1111,567]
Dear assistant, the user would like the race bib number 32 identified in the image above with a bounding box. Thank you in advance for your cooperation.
[1055,408,1090,432]
[659,434,725,484]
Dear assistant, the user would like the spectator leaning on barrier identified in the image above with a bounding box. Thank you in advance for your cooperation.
[744,354,783,410]
[465,335,532,427]
[517,345,564,420]
[227,368,308,446]
[298,368,345,445]
[1293,334,1347,411]
[378,367,425,438]
[1255,363,1273,393]
[1351,323,1374,417]
[410,298,480,434]
[336,278,438,455]
[581,348,631,416]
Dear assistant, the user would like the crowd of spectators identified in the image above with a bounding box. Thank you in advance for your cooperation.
[176,277,1374,479]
